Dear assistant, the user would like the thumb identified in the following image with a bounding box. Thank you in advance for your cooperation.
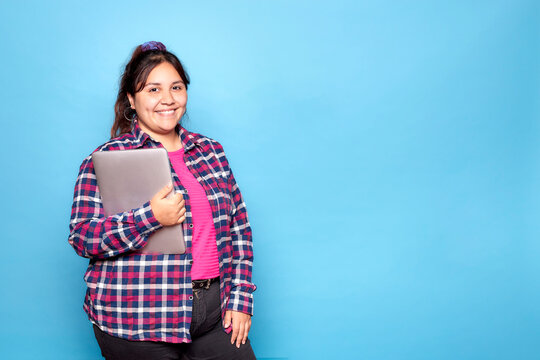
[157,183,173,199]
[223,310,232,328]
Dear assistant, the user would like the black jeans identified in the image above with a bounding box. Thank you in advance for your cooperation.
[93,281,256,360]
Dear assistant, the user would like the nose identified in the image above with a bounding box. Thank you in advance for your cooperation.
[161,89,175,104]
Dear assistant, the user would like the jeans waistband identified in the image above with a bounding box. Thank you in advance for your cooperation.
[192,277,219,289]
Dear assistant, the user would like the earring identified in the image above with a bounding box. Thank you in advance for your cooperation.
[123,107,134,122]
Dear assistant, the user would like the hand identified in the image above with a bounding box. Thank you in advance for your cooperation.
[150,184,186,226]
[223,310,252,348]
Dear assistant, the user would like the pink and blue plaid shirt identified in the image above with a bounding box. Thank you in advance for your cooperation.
[68,121,255,343]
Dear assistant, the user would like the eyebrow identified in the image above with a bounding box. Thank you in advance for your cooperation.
[144,80,184,87]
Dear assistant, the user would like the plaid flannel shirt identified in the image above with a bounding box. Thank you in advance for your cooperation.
[68,121,255,343]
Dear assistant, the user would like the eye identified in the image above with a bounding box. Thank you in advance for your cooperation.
[149,87,159,92]
[172,85,183,90]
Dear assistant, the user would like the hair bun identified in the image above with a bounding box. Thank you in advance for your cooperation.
[141,41,167,52]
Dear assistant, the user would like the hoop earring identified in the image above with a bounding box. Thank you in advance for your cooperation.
[123,107,134,122]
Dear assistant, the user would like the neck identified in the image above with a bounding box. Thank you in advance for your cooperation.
[140,126,183,152]
[158,134,183,152]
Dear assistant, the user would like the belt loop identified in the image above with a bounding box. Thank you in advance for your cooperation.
[204,278,211,290]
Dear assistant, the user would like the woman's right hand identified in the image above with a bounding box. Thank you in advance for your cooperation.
[150,184,186,226]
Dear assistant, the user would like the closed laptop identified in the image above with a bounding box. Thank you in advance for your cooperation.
[92,148,185,254]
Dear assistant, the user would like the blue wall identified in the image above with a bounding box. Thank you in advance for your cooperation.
[1,1,539,359]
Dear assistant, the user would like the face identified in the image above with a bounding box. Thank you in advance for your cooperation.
[127,62,187,138]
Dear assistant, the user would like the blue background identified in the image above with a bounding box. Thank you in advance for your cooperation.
[1,1,539,359]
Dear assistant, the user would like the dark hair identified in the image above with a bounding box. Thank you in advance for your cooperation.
[111,44,190,138]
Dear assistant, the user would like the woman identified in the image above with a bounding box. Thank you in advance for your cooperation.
[68,41,256,360]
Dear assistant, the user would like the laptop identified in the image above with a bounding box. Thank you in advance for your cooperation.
[92,148,185,254]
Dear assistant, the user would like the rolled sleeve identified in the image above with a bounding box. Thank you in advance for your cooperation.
[227,284,256,315]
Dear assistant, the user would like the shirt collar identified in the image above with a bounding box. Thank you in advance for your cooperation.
[128,120,200,151]
[178,126,199,151]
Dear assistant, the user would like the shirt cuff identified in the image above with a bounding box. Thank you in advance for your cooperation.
[226,286,255,316]
[133,201,162,240]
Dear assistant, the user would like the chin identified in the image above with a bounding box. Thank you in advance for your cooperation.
[165,122,180,131]
[155,118,178,127]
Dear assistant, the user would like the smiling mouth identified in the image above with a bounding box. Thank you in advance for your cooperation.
[156,109,176,115]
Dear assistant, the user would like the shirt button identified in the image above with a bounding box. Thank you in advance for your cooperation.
[189,224,194,228]
[189,296,193,300]
[189,260,193,265]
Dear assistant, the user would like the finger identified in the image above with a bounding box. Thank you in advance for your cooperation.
[174,206,186,219]
[236,321,245,348]
[231,313,243,345]
[177,214,186,224]
[172,192,183,203]
[241,324,248,345]
[242,319,251,345]
[177,201,185,211]
[168,197,183,210]
[177,192,184,201]
[157,183,173,199]
[223,311,232,329]
[176,199,185,212]
[230,323,239,345]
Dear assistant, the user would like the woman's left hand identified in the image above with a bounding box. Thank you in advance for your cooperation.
[223,310,252,348]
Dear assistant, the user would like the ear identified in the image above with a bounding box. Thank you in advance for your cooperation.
[127,93,135,109]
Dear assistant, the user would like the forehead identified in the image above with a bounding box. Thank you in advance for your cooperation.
[146,62,182,83]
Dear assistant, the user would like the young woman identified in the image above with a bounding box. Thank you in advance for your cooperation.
[68,41,256,360]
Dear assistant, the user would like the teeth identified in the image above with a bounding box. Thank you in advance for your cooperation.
[157,110,174,114]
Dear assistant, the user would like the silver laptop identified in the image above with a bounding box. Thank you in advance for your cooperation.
[92,148,185,254]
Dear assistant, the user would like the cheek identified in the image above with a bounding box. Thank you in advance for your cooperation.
[135,95,156,110]
[177,93,188,106]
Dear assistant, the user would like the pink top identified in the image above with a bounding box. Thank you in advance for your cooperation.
[168,147,220,280]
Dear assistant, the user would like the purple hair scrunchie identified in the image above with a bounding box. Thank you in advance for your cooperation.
[141,41,167,52]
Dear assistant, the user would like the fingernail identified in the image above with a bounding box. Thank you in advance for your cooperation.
[237,344,240,348]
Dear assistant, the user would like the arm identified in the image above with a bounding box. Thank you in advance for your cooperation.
[222,162,257,347]
[225,166,256,315]
[68,155,162,259]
